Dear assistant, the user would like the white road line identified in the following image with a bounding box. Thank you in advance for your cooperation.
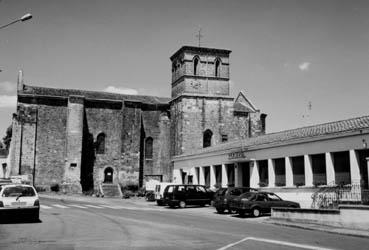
[52,204,69,209]
[217,237,337,250]
[68,204,87,209]
[83,204,104,209]
[40,205,52,209]
[99,205,122,209]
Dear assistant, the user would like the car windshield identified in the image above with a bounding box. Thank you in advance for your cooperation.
[266,193,282,201]
[2,186,36,197]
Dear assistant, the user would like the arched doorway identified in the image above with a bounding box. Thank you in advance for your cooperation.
[104,167,113,183]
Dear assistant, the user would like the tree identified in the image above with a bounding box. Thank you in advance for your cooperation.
[2,125,12,150]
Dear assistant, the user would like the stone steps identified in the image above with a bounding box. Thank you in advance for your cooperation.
[100,183,122,197]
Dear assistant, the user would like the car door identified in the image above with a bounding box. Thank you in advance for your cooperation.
[196,186,208,204]
[254,193,270,212]
[186,185,198,205]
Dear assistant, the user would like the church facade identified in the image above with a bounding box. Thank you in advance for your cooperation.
[8,46,266,193]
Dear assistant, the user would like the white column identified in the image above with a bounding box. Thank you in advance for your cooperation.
[268,159,275,187]
[250,160,260,188]
[221,164,228,188]
[350,150,361,184]
[210,165,216,188]
[173,169,182,184]
[367,157,369,188]
[285,157,293,187]
[304,155,313,187]
[326,152,335,185]
[199,167,205,185]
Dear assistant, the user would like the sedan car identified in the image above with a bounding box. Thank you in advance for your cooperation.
[213,187,258,214]
[0,184,40,221]
[229,192,300,217]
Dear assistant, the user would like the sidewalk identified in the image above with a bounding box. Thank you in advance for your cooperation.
[266,218,369,238]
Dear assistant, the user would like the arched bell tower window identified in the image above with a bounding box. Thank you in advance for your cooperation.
[193,56,199,76]
[215,58,221,77]
[203,129,213,148]
[96,132,106,154]
[145,137,153,159]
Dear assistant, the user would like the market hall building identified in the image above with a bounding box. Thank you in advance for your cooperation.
[173,116,369,207]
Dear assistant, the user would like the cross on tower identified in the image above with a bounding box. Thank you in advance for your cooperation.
[195,28,203,47]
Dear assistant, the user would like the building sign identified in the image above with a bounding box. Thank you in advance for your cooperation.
[228,151,247,160]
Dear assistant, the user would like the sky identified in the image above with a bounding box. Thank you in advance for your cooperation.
[0,0,368,137]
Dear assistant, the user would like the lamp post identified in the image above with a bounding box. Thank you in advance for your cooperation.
[0,13,32,30]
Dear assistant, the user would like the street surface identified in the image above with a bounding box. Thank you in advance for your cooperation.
[0,198,368,250]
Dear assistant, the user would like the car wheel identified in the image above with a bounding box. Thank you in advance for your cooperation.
[216,207,225,214]
[252,207,261,217]
[179,201,186,208]
[156,200,163,206]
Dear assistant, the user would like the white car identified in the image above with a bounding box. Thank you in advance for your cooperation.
[0,184,40,221]
[155,182,174,206]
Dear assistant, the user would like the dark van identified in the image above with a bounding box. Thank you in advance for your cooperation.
[163,184,212,208]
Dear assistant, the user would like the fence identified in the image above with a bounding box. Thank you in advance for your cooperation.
[311,182,369,209]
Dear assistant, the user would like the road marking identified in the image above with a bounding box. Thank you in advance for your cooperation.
[83,204,104,209]
[40,205,52,209]
[68,204,87,209]
[52,204,69,209]
[99,205,123,209]
[217,237,337,250]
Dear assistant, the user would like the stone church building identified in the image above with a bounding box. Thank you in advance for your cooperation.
[8,46,266,193]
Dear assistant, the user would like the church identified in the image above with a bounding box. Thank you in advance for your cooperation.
[7,45,266,194]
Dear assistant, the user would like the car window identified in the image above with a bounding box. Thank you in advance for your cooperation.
[230,189,242,196]
[187,186,197,194]
[167,186,174,193]
[256,194,267,201]
[177,186,185,192]
[196,186,206,193]
[266,193,282,201]
[240,192,256,200]
[2,186,36,197]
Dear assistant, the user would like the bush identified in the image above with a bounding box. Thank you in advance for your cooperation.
[122,190,134,199]
[50,183,59,192]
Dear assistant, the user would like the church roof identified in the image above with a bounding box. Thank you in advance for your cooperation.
[20,84,170,105]
[170,46,231,60]
[177,115,369,157]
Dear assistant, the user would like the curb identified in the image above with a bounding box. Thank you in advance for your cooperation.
[265,219,369,238]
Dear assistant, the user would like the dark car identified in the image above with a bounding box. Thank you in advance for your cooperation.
[229,192,300,217]
[163,184,212,208]
[213,187,258,214]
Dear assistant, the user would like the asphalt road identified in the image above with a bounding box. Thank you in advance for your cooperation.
[0,198,368,250]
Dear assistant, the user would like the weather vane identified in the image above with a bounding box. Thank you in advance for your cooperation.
[195,28,203,47]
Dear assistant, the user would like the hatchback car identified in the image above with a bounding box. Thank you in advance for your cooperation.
[229,192,300,217]
[163,184,212,208]
[213,187,258,214]
[0,184,40,221]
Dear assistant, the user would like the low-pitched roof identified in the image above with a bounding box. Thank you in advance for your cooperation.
[20,84,170,105]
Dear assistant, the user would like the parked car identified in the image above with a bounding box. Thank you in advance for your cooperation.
[0,184,40,221]
[229,192,300,217]
[213,187,258,214]
[155,182,174,206]
[163,184,212,208]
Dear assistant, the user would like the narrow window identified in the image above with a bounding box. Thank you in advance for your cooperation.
[203,129,213,148]
[221,134,228,142]
[193,57,199,75]
[145,137,153,159]
[215,58,221,77]
[96,133,106,154]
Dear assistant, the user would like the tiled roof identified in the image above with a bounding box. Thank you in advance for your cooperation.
[233,102,254,113]
[180,115,369,157]
[20,84,170,105]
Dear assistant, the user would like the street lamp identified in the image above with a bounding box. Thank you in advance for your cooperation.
[0,13,33,30]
